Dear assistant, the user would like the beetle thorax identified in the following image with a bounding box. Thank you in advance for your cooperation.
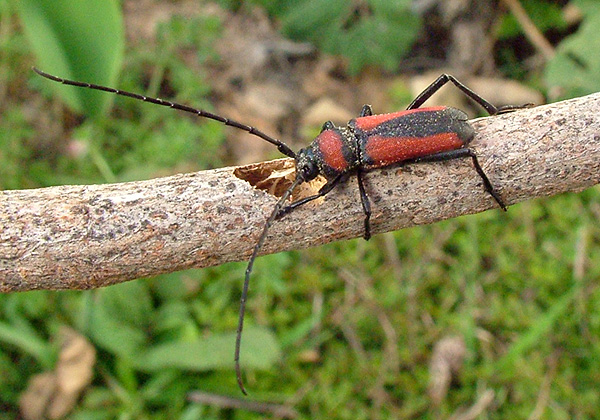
[295,125,359,181]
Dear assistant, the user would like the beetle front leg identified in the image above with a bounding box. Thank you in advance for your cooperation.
[276,174,344,219]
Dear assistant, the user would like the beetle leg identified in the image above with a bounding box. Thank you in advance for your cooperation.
[407,74,499,114]
[276,174,344,219]
[356,170,372,240]
[410,148,507,211]
[408,74,533,115]
[360,104,373,117]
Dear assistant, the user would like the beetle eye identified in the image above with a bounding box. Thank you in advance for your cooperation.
[300,160,318,181]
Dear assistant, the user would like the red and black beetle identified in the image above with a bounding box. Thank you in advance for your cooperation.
[33,68,525,393]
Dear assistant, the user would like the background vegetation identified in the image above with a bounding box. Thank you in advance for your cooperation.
[1,0,600,419]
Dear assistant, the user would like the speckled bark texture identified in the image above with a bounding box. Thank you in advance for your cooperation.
[2,93,600,292]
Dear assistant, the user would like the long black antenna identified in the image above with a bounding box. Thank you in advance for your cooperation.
[235,175,304,394]
[32,67,297,158]
[34,66,305,393]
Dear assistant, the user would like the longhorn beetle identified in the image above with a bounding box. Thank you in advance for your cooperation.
[34,67,525,394]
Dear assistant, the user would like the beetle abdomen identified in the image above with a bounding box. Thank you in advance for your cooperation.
[352,107,475,168]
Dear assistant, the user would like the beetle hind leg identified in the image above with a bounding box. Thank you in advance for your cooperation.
[357,170,372,240]
[410,148,507,211]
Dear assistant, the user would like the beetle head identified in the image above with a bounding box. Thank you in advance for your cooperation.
[295,147,320,182]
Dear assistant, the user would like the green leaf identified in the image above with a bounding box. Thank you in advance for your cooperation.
[88,298,148,358]
[0,318,54,368]
[280,0,348,39]
[497,0,566,39]
[494,285,577,374]
[133,326,281,371]
[573,0,598,17]
[85,282,155,359]
[98,281,154,329]
[15,0,124,117]
[280,0,420,74]
[545,10,600,98]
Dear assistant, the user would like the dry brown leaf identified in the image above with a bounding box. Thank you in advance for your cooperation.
[19,372,57,420]
[429,335,467,405]
[19,327,96,420]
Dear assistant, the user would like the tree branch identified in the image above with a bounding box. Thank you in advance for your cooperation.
[2,93,600,292]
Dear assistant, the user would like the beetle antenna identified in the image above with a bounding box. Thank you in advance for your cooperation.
[32,67,297,158]
[235,175,304,394]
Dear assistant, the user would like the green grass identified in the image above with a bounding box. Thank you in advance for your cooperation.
[2,2,600,419]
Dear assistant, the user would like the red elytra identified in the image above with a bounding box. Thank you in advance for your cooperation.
[353,106,446,131]
[364,132,465,166]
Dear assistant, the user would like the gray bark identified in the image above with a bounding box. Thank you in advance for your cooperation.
[1,92,599,292]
